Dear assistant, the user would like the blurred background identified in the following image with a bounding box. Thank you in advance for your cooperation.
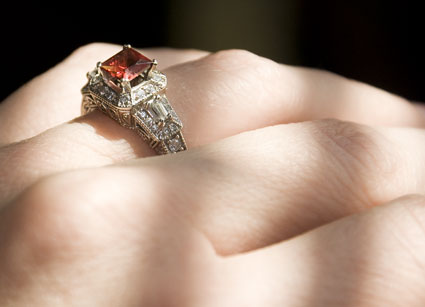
[0,1,422,102]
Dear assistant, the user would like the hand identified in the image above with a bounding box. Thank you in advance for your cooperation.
[1,43,424,306]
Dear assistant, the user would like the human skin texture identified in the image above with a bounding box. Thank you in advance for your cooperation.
[0,43,425,306]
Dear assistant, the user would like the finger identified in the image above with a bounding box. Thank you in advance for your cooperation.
[101,119,425,256]
[1,47,423,147]
[0,168,218,306]
[217,194,425,306]
[133,119,425,255]
[1,51,424,202]
[5,118,425,255]
[2,169,424,306]
[0,43,209,144]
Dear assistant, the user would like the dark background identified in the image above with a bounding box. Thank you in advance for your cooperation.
[0,1,423,102]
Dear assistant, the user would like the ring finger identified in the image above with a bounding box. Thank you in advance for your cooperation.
[1,45,424,203]
[4,119,425,256]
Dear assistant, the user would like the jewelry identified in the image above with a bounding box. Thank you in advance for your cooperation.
[81,45,187,154]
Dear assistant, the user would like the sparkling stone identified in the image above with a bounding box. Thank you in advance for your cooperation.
[119,95,130,106]
[170,110,182,125]
[144,84,156,94]
[163,126,170,135]
[144,117,153,127]
[152,73,166,87]
[148,99,169,121]
[164,102,172,111]
[168,138,181,152]
[100,47,153,82]
[159,126,171,140]
[136,88,147,100]
[89,70,101,84]
[138,110,147,118]
[151,124,159,132]
[169,123,178,133]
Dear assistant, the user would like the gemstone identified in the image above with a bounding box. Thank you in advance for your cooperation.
[168,138,181,152]
[149,100,169,121]
[152,73,166,87]
[138,110,147,118]
[169,123,178,133]
[136,88,147,100]
[159,126,171,140]
[118,94,130,106]
[144,117,153,127]
[100,47,153,82]
[144,84,156,94]
[88,70,101,84]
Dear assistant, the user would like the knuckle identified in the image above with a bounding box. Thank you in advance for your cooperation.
[205,49,269,71]
[10,170,123,262]
[10,167,164,265]
[313,119,396,173]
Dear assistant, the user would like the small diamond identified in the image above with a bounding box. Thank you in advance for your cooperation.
[118,95,130,107]
[144,117,153,127]
[159,126,171,140]
[145,84,156,94]
[168,138,182,152]
[151,124,159,132]
[136,88,146,100]
[164,103,172,112]
[152,73,166,87]
[138,110,147,118]
[169,123,178,133]
[89,70,101,84]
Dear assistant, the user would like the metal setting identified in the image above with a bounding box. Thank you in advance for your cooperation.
[81,45,187,154]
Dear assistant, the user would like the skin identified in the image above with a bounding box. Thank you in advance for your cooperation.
[0,43,425,306]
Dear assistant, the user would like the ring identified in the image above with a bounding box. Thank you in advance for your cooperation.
[81,45,187,154]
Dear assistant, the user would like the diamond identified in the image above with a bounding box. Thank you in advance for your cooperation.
[169,123,178,134]
[152,72,166,87]
[88,70,101,84]
[118,94,130,107]
[149,99,169,121]
[159,126,171,140]
[136,88,147,100]
[144,84,156,95]
[138,110,147,118]
[168,138,182,152]
[144,117,153,127]
[100,47,153,82]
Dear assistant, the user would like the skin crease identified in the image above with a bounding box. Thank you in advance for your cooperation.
[0,43,425,306]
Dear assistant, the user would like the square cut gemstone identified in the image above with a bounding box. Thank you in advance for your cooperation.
[100,47,153,82]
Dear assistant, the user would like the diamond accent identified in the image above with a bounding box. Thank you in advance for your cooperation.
[118,94,131,107]
[148,98,169,121]
[151,72,167,87]
[145,117,153,127]
[169,123,178,134]
[145,84,156,95]
[168,138,182,152]
[136,88,147,100]
[138,110,148,118]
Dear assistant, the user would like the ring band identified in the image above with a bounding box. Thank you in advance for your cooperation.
[81,45,187,154]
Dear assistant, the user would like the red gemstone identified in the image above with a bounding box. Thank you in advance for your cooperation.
[100,47,153,81]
